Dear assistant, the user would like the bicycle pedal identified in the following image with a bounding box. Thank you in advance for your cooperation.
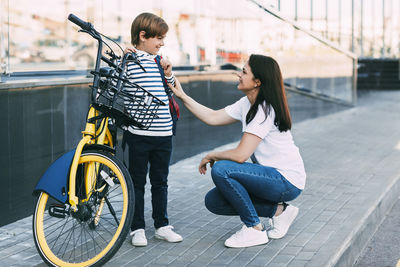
[49,204,68,219]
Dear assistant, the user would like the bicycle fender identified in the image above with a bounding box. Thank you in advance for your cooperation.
[33,149,76,203]
[83,144,115,154]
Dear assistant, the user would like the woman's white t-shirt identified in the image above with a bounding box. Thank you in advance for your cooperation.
[224,96,306,189]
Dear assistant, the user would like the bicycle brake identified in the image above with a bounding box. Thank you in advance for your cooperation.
[126,52,146,72]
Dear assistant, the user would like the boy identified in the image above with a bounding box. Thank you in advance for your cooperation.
[124,12,182,247]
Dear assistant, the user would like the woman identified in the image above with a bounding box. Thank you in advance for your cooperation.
[168,54,306,248]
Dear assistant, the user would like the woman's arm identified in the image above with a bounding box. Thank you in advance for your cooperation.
[168,79,237,126]
[199,132,262,174]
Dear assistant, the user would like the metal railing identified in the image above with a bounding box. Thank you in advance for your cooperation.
[248,0,357,105]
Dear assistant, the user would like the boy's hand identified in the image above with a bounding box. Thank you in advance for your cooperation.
[124,45,137,54]
[160,58,172,77]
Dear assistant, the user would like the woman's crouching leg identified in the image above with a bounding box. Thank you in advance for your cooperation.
[205,187,238,216]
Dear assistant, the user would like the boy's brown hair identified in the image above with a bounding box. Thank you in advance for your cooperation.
[131,13,169,46]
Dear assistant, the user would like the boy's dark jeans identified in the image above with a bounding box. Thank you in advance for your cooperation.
[124,131,172,231]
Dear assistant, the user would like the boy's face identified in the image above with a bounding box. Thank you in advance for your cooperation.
[139,33,166,55]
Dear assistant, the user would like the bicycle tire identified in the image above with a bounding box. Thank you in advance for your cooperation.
[33,150,134,266]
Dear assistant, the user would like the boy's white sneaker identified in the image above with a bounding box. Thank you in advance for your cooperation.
[130,229,147,247]
[268,205,299,239]
[155,225,183,242]
[224,225,268,248]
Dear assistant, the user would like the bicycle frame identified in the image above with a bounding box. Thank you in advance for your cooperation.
[68,107,112,210]
[65,16,111,210]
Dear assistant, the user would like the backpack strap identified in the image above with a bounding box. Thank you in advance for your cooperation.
[154,55,179,135]
[154,55,172,97]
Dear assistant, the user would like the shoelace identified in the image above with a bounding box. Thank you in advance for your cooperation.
[130,229,144,236]
[231,225,248,239]
[159,225,174,231]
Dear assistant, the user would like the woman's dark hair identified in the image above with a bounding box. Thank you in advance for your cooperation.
[131,13,168,46]
[246,54,292,132]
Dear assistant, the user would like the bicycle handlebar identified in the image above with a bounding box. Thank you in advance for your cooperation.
[68,13,93,32]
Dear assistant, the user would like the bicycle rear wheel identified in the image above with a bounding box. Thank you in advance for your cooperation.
[33,150,134,266]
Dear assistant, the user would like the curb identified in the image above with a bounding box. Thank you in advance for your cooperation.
[334,175,400,267]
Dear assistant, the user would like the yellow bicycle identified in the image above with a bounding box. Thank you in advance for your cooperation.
[32,14,164,266]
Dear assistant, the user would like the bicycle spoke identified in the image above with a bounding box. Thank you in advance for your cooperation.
[60,219,76,259]
[104,196,120,225]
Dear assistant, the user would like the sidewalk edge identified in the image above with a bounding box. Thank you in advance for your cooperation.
[332,174,400,267]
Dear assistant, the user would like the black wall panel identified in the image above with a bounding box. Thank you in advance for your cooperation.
[0,73,347,226]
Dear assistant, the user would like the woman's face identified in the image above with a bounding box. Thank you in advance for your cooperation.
[237,61,258,92]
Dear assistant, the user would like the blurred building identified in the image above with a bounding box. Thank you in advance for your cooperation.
[1,0,398,94]
[1,0,398,73]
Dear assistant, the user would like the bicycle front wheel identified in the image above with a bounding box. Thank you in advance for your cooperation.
[33,150,134,267]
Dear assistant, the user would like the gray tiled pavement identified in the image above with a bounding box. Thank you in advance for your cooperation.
[1,90,400,266]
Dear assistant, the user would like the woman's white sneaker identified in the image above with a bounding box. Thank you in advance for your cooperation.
[224,225,268,248]
[130,229,147,246]
[155,225,183,242]
[268,205,299,239]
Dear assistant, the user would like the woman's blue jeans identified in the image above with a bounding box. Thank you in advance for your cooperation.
[205,160,302,227]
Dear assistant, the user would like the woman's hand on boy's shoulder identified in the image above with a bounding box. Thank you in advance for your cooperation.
[160,58,172,77]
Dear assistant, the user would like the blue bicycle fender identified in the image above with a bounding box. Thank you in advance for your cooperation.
[33,149,76,203]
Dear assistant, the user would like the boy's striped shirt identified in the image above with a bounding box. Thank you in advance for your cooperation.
[124,49,174,136]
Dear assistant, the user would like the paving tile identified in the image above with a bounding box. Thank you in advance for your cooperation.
[286,259,309,267]
[278,245,302,256]
[268,254,295,266]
